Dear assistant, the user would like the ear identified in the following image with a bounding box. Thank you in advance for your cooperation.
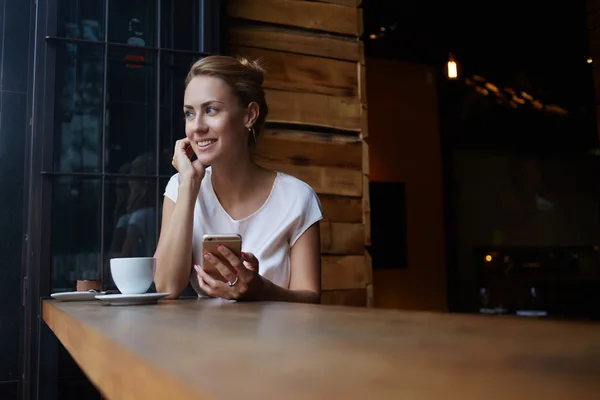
[244,102,260,129]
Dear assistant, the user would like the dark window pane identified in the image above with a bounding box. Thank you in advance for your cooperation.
[56,0,105,41]
[104,177,158,290]
[105,45,157,174]
[51,177,101,292]
[159,52,203,174]
[161,0,200,51]
[53,42,104,173]
[108,0,156,48]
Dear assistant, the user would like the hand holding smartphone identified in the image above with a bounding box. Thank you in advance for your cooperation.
[201,234,242,282]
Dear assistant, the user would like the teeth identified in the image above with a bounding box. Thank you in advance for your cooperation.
[197,140,216,147]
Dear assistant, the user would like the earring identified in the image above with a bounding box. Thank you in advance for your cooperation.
[248,126,257,143]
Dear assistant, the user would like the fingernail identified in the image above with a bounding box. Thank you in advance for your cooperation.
[204,253,211,259]
[194,264,200,271]
[217,244,224,250]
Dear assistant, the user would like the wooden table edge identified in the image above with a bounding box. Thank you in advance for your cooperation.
[42,300,215,400]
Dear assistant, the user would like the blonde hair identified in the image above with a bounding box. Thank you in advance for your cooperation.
[185,55,269,142]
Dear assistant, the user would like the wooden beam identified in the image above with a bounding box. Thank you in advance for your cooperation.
[310,0,361,7]
[266,89,361,131]
[360,103,368,138]
[256,161,363,196]
[229,25,361,62]
[254,129,362,170]
[320,221,365,254]
[358,63,367,105]
[321,255,370,290]
[318,194,362,223]
[228,0,360,36]
[362,175,371,246]
[231,46,357,98]
[362,139,369,175]
[321,289,367,307]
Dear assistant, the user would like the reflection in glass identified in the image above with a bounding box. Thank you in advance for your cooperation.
[53,43,104,173]
[108,0,156,47]
[51,177,101,292]
[105,46,157,174]
[56,0,105,42]
[104,164,157,289]
[159,52,204,174]
[161,0,200,51]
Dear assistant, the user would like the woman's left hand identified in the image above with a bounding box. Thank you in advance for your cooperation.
[194,246,262,300]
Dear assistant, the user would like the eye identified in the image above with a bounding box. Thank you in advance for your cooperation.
[205,107,218,115]
[184,111,194,120]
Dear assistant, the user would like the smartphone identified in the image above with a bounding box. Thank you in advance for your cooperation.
[201,233,242,282]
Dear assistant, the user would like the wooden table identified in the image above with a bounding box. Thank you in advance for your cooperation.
[43,299,600,400]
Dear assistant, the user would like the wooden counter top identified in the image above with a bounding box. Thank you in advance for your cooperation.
[43,299,600,400]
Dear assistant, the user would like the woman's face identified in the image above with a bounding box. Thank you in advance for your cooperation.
[183,75,250,166]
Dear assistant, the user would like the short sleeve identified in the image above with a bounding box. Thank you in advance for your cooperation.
[164,173,180,203]
[290,185,324,246]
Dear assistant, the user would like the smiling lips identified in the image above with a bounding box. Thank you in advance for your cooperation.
[197,139,217,149]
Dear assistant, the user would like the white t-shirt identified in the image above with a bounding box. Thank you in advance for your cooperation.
[163,167,323,295]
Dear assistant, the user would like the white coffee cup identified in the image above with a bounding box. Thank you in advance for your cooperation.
[110,257,156,294]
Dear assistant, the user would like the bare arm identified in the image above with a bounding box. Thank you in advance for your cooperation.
[259,222,321,304]
[154,182,199,299]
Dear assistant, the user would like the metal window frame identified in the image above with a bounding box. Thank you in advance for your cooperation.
[20,1,226,399]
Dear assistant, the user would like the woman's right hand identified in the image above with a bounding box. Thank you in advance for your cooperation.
[172,138,206,187]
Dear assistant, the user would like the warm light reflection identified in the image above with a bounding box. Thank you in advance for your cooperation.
[484,82,499,93]
[521,91,533,100]
[447,62,457,79]
[369,34,377,39]
[512,95,525,104]
[588,57,593,64]
[380,27,386,32]
[475,86,489,96]
[485,255,492,262]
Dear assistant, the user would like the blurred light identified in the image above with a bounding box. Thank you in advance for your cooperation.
[485,255,492,262]
[475,86,489,96]
[587,57,593,64]
[521,91,533,101]
[447,53,458,79]
[484,82,499,93]
[380,27,386,32]
[512,95,525,104]
[369,33,377,39]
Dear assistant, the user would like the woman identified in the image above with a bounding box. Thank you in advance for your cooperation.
[154,56,323,303]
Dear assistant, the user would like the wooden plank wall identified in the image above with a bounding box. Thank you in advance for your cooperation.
[227,0,372,307]
[588,0,600,138]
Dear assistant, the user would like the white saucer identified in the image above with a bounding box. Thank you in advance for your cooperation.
[95,292,171,306]
[51,291,106,302]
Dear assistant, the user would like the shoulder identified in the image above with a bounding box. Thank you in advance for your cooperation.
[272,171,323,214]
[275,172,319,201]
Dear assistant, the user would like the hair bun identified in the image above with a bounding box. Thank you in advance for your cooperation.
[238,56,266,85]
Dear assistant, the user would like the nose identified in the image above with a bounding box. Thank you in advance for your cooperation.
[189,114,209,135]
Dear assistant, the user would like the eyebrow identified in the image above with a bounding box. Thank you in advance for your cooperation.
[183,100,224,109]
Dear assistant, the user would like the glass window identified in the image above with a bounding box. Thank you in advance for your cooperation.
[105,45,157,174]
[56,0,105,42]
[51,177,101,293]
[52,42,104,173]
[161,0,201,51]
[103,177,158,289]
[46,0,217,292]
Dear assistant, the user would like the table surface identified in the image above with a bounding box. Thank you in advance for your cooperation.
[43,299,600,400]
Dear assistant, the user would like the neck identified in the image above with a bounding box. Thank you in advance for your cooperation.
[210,152,259,205]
